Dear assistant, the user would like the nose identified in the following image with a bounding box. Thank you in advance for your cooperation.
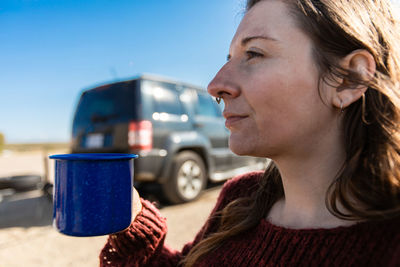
[207,62,240,100]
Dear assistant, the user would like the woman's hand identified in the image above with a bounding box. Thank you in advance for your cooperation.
[132,187,143,221]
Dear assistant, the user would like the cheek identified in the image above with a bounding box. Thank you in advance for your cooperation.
[249,66,323,134]
[248,69,309,118]
[273,61,322,114]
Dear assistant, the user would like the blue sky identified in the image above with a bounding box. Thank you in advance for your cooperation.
[0,0,245,143]
[1,1,399,143]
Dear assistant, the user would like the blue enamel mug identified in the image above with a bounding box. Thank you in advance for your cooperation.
[49,153,138,237]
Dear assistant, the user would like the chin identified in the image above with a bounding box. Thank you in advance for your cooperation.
[229,135,274,158]
[229,138,255,156]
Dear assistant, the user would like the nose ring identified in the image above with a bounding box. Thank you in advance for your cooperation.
[216,97,222,104]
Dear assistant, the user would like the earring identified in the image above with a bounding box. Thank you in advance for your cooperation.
[216,97,222,104]
[340,100,344,113]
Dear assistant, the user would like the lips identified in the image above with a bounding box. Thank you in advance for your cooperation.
[223,111,248,129]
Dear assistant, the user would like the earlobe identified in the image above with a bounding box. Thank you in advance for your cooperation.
[332,49,376,109]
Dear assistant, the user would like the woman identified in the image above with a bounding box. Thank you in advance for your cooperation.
[100,0,400,266]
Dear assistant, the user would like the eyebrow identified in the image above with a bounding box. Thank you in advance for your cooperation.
[241,35,278,46]
[226,35,278,61]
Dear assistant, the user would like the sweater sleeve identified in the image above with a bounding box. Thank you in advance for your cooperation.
[99,198,178,267]
[99,171,263,267]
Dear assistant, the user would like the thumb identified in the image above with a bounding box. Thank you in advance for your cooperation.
[132,187,143,222]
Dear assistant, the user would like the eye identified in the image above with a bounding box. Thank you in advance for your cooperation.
[245,50,263,60]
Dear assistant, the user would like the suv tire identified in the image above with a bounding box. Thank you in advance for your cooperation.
[0,175,42,192]
[162,151,207,204]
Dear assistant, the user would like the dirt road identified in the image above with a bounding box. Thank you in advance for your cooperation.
[0,150,222,267]
[0,187,221,267]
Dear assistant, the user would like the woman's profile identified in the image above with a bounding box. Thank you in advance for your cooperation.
[100,0,400,266]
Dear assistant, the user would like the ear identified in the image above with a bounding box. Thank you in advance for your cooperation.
[331,49,376,109]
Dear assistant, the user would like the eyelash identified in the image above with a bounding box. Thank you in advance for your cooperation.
[226,50,264,62]
[245,50,264,60]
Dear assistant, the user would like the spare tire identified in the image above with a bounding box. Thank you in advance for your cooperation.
[0,175,42,192]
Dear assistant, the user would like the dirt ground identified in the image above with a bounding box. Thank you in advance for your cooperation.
[0,150,221,267]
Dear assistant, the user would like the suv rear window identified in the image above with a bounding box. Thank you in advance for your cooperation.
[142,80,184,115]
[73,81,139,127]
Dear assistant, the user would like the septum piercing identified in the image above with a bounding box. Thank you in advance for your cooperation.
[216,92,223,104]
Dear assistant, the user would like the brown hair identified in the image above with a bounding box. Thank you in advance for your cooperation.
[182,0,400,265]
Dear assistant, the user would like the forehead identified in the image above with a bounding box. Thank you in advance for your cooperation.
[231,0,297,46]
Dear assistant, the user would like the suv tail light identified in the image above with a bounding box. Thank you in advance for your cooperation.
[128,120,153,151]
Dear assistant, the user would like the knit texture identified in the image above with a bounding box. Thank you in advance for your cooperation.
[100,171,400,266]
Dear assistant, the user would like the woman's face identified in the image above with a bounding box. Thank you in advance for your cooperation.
[208,0,338,159]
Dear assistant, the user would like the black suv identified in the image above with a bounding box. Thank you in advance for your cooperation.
[71,74,266,203]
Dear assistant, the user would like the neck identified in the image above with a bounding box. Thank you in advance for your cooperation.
[267,133,355,229]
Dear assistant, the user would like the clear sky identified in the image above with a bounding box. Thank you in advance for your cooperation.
[1,1,399,144]
[0,0,245,143]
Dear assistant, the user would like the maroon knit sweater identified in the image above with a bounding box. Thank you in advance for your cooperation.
[100,171,400,266]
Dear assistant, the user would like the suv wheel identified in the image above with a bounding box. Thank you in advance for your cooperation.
[162,151,206,204]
